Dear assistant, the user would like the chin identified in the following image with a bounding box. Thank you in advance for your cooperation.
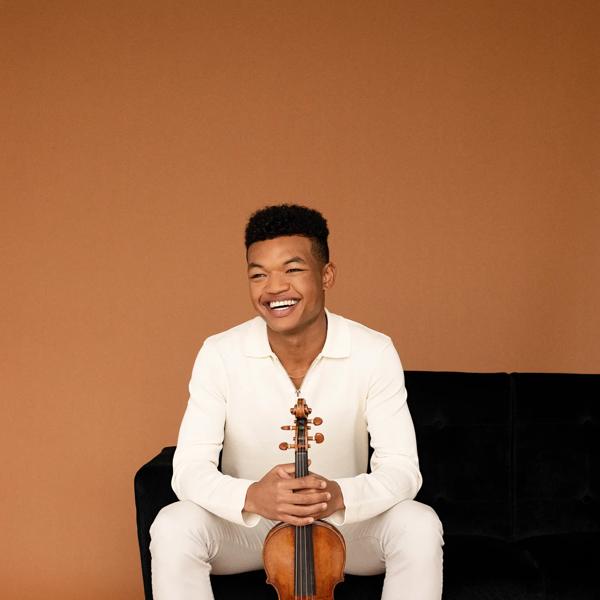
[266,315,299,329]
[265,314,303,333]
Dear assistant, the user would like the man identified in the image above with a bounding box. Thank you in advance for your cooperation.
[150,204,444,599]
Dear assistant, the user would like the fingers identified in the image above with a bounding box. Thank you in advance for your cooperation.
[289,490,331,505]
[273,487,330,519]
[284,475,327,491]
[280,501,328,517]
[276,501,329,525]
[278,514,316,527]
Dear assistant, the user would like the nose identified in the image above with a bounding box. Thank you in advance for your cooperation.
[265,271,290,294]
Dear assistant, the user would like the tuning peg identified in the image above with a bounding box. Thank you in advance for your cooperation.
[280,425,295,431]
[311,417,323,426]
[279,442,297,451]
[315,433,324,444]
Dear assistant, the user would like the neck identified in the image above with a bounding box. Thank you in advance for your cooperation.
[267,310,328,365]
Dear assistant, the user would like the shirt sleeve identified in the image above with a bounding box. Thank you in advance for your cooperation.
[171,340,260,527]
[329,340,422,526]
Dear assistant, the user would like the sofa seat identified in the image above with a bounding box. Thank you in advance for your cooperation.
[442,535,542,600]
[211,571,385,600]
[518,533,597,600]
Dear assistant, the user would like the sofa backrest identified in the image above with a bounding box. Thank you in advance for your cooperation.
[512,373,599,539]
[406,371,512,540]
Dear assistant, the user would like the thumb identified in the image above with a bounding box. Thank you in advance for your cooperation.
[276,463,296,479]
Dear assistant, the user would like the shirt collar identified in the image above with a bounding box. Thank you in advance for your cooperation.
[243,307,351,359]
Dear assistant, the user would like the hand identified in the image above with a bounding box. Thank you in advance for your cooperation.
[303,470,345,520]
[244,463,342,526]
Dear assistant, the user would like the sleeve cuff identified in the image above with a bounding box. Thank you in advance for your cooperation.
[324,509,346,527]
[332,477,361,525]
[231,479,261,527]
[241,510,261,527]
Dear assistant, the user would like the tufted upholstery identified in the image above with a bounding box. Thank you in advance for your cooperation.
[407,372,512,539]
[134,372,598,599]
[512,373,599,539]
[511,374,599,600]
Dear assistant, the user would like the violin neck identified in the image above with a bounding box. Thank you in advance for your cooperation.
[295,415,310,478]
[295,448,309,478]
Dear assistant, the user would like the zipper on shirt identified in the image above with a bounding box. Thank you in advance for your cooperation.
[273,354,322,398]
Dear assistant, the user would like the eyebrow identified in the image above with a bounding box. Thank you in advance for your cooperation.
[247,256,307,270]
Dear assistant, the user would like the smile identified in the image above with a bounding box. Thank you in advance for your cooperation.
[264,299,300,317]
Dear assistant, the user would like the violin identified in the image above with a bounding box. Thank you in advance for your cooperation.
[263,398,346,600]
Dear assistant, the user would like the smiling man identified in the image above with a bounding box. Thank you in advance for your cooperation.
[150,204,444,600]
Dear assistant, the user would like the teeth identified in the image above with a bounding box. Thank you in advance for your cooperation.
[269,299,299,309]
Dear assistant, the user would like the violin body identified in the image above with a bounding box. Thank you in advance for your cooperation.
[262,398,346,600]
[263,520,346,600]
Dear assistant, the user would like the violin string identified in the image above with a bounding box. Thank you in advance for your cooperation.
[296,446,301,598]
[302,449,308,598]
[304,450,308,597]
[295,521,299,596]
[300,416,303,597]
[305,449,314,597]
[296,441,304,597]
[295,415,317,598]
[309,452,315,595]
[302,448,306,598]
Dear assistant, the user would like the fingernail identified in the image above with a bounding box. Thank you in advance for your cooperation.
[321,503,327,510]
[326,493,331,500]
[320,481,326,488]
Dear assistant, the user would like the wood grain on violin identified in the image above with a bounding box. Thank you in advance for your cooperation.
[263,399,346,600]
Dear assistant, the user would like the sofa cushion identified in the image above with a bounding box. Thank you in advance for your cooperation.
[210,570,276,599]
[442,535,543,600]
[519,533,598,600]
[211,570,385,600]
[406,372,512,539]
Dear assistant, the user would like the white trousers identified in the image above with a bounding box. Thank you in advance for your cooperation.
[150,499,444,600]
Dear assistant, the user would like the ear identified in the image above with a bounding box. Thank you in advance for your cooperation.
[322,262,337,290]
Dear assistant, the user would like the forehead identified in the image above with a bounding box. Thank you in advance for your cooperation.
[247,235,315,266]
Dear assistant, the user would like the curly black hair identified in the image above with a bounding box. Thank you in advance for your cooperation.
[244,204,330,264]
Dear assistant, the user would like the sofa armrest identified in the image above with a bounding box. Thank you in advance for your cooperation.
[134,446,178,600]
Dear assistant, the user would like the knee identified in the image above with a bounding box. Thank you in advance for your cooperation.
[383,500,444,556]
[150,500,214,558]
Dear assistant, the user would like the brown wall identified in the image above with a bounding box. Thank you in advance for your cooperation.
[2,1,599,598]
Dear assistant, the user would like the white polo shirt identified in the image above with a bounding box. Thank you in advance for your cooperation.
[172,307,422,527]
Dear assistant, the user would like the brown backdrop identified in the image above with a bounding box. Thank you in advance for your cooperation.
[2,1,599,598]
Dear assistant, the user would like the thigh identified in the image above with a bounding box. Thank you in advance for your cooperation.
[208,513,274,575]
[337,514,386,576]
[337,500,442,576]
[151,500,275,575]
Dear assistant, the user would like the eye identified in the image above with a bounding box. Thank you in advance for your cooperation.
[249,273,265,279]
[287,268,304,273]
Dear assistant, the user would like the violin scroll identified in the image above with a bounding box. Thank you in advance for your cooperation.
[280,398,323,451]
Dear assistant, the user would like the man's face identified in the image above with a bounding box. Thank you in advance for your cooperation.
[247,235,335,335]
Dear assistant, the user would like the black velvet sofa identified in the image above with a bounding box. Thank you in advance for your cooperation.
[135,372,599,599]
